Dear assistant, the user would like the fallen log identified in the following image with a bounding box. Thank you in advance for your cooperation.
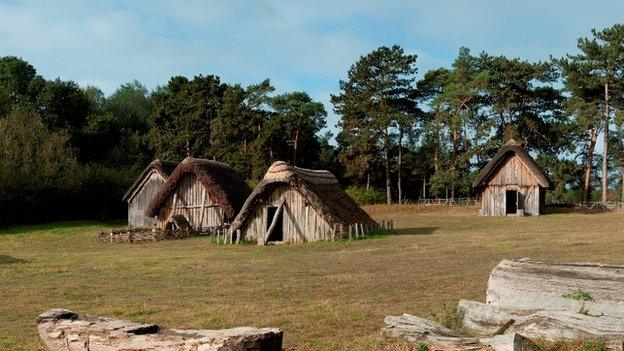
[487,259,624,318]
[459,299,624,345]
[383,258,624,350]
[37,308,283,351]
[382,313,534,351]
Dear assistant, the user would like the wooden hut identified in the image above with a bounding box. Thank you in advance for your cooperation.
[123,159,178,228]
[230,161,377,245]
[472,139,553,216]
[145,157,251,230]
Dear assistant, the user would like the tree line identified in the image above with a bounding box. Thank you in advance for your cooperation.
[0,24,623,225]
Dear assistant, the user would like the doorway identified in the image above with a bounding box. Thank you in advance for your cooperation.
[266,206,284,242]
[505,190,518,215]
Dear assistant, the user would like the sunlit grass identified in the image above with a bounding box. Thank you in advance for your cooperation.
[0,206,622,350]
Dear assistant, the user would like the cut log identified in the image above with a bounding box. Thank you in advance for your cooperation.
[37,308,283,351]
[487,259,624,318]
[459,299,624,346]
[382,313,534,351]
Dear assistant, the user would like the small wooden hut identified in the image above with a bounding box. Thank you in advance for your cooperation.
[145,157,251,230]
[473,139,553,216]
[230,161,377,245]
[123,159,178,228]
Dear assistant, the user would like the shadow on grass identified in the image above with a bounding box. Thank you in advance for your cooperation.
[0,219,127,236]
[393,227,438,235]
[545,204,611,215]
[357,226,438,240]
[0,255,29,265]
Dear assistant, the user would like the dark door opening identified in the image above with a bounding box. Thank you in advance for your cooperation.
[266,206,284,242]
[506,190,518,215]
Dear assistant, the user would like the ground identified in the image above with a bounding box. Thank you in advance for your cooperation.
[0,205,622,350]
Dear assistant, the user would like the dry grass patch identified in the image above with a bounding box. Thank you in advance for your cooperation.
[0,206,623,350]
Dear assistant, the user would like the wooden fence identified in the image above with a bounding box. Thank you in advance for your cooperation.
[404,197,481,206]
[97,220,395,245]
[577,202,624,211]
[96,225,230,243]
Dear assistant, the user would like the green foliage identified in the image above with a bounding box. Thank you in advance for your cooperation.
[149,75,226,160]
[562,289,594,302]
[36,78,92,134]
[0,108,83,224]
[345,186,386,205]
[0,56,39,104]
[2,23,624,224]
[270,91,327,167]
[332,45,419,204]
[581,340,609,351]
[417,343,429,351]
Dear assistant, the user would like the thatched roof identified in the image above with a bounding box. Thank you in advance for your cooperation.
[230,161,376,233]
[145,157,251,221]
[123,159,178,201]
[472,139,554,190]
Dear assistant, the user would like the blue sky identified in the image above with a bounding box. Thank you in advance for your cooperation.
[1,1,623,134]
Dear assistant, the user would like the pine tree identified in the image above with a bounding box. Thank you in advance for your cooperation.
[332,45,418,204]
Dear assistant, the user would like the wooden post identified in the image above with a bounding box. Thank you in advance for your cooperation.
[235,229,241,244]
[198,187,207,230]
[172,192,178,216]
[359,223,365,236]
[355,223,359,238]
[332,224,336,242]
[348,225,352,240]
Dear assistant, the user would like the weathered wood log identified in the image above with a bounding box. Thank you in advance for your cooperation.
[487,258,624,318]
[459,300,624,349]
[37,309,283,351]
[382,313,534,351]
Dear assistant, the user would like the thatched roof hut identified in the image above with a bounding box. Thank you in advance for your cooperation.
[231,161,376,245]
[124,159,178,228]
[146,157,251,230]
[473,139,553,216]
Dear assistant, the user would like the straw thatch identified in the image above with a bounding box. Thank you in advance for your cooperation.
[145,157,251,221]
[472,139,553,190]
[230,161,375,235]
[122,159,178,201]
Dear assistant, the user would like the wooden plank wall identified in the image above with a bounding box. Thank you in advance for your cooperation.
[128,170,165,227]
[242,184,334,244]
[479,155,543,216]
[157,173,224,229]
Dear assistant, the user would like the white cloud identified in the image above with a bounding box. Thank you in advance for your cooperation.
[0,0,622,102]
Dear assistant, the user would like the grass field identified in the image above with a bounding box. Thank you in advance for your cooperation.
[0,205,622,350]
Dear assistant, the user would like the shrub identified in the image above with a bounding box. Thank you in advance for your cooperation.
[346,186,386,205]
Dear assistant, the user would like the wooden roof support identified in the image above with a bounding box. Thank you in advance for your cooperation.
[262,198,286,245]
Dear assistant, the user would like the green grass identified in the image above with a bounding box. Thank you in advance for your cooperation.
[0,206,623,350]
